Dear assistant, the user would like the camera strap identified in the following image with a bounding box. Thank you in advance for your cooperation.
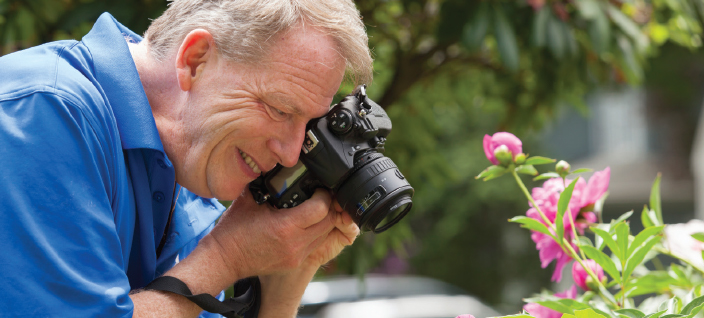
[145,276,261,318]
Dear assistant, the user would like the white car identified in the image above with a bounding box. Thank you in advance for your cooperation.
[298,275,501,318]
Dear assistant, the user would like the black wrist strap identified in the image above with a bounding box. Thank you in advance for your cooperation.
[145,276,261,318]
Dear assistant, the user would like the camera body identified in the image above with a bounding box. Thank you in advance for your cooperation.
[249,85,413,233]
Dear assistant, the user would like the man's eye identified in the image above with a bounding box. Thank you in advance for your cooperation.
[266,104,288,120]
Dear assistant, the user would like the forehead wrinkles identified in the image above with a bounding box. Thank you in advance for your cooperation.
[262,25,344,106]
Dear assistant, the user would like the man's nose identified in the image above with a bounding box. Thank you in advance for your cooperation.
[270,122,307,168]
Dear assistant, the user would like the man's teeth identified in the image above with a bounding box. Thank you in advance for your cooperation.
[239,150,261,174]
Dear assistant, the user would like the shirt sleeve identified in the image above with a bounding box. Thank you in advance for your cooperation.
[0,92,133,316]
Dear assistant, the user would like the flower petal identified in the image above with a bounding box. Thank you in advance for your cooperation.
[483,134,498,165]
[581,167,610,206]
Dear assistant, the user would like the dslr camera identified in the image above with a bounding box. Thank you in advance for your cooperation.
[249,85,414,233]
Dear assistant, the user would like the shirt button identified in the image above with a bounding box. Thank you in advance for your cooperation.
[153,191,165,202]
[156,159,167,169]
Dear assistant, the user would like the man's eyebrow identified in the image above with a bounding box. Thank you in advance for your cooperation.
[270,95,304,115]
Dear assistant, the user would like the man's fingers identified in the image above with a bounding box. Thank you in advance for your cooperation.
[336,211,359,245]
[284,189,332,229]
[333,200,343,213]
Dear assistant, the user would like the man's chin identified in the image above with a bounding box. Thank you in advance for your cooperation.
[208,183,247,201]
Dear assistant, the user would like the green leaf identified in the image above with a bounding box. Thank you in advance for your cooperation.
[571,168,593,175]
[547,13,566,59]
[692,233,704,243]
[615,309,646,318]
[492,5,519,72]
[681,295,704,315]
[591,227,620,255]
[628,225,664,257]
[516,164,539,176]
[574,308,609,318]
[578,236,594,248]
[644,310,668,318]
[564,315,577,318]
[525,156,556,166]
[614,211,634,224]
[660,297,683,315]
[462,2,490,50]
[536,301,574,314]
[616,36,643,83]
[589,8,611,54]
[534,172,560,181]
[615,222,630,262]
[650,173,663,225]
[476,165,506,179]
[576,0,601,19]
[556,179,579,243]
[510,216,553,238]
[531,6,549,47]
[564,24,578,58]
[483,166,511,181]
[623,236,662,281]
[582,245,621,283]
[660,315,684,318]
[628,272,679,297]
[641,205,655,228]
[606,3,648,50]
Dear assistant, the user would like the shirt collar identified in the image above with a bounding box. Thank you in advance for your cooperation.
[82,12,164,152]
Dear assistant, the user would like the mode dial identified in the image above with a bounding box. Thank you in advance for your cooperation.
[328,109,353,135]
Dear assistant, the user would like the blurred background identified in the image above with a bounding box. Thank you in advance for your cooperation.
[3,0,703,316]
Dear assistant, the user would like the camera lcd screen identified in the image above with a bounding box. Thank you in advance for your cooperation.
[268,160,307,197]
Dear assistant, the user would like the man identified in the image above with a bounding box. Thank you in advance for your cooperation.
[0,0,372,316]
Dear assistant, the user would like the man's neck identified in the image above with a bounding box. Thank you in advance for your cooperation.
[127,41,185,158]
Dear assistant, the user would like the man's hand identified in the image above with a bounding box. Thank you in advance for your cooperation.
[301,201,360,268]
[207,188,337,280]
[257,199,360,318]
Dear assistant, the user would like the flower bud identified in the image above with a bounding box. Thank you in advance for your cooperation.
[494,145,513,166]
[556,160,571,175]
[572,260,605,291]
[483,132,522,165]
[515,153,526,165]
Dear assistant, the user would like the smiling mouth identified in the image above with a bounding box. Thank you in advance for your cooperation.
[238,149,262,174]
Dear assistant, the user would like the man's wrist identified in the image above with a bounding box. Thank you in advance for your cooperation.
[165,234,242,296]
[258,264,320,317]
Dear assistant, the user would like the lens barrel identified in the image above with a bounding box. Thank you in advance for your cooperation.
[336,155,414,233]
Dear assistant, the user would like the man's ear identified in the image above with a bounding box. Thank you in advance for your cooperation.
[175,29,216,92]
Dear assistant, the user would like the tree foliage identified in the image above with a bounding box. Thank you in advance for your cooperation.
[2,0,703,308]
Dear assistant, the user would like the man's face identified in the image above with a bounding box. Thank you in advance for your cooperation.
[171,26,346,200]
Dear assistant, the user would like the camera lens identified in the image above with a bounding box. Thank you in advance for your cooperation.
[372,195,412,233]
[335,156,414,233]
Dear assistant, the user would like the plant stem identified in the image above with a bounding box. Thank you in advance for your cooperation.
[651,256,666,271]
[567,212,587,260]
[512,171,555,230]
[511,171,619,308]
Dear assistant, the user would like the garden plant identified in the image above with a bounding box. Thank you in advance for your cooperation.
[459,132,704,318]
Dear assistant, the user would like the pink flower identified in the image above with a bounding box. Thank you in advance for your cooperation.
[524,286,577,318]
[664,220,704,270]
[483,132,522,165]
[526,168,610,282]
[580,168,610,208]
[455,315,475,318]
[572,259,605,291]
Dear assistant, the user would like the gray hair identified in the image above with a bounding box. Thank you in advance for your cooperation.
[144,0,373,84]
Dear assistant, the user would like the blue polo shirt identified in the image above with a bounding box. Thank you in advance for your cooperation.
[0,13,225,316]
